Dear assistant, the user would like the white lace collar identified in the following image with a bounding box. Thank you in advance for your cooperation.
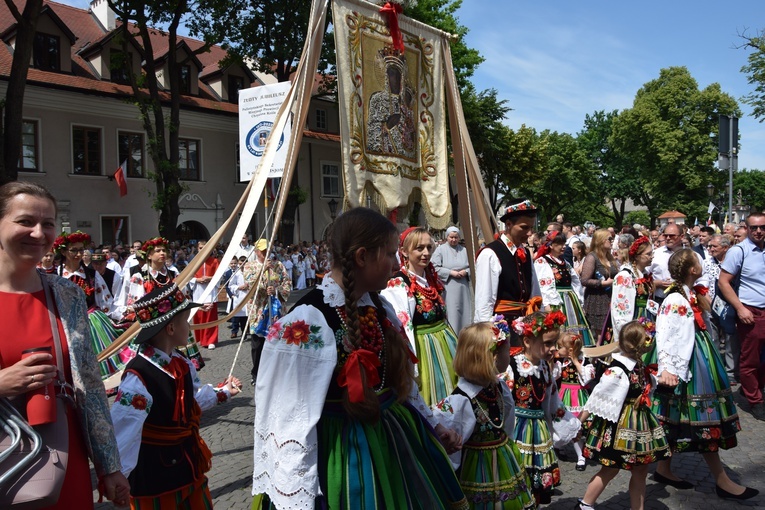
[61,267,86,279]
[612,352,637,371]
[319,273,375,308]
[514,353,549,381]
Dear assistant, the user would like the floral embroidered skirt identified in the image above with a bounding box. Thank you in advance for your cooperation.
[583,398,671,469]
[414,319,459,406]
[650,330,740,452]
[247,389,468,510]
[457,433,535,509]
[88,309,127,379]
[513,407,560,498]
[557,286,594,346]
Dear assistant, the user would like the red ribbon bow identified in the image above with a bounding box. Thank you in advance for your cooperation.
[166,356,190,422]
[516,246,527,263]
[337,349,381,402]
[639,364,655,407]
[379,2,405,53]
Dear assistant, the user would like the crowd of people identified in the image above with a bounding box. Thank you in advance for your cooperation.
[2,181,763,510]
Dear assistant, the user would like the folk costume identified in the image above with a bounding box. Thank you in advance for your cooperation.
[191,251,220,348]
[475,200,542,346]
[251,274,468,510]
[610,264,655,344]
[650,284,740,452]
[534,244,593,346]
[501,353,562,504]
[110,284,234,509]
[556,354,596,418]
[53,231,125,380]
[382,267,459,406]
[582,353,671,469]
[432,226,472,335]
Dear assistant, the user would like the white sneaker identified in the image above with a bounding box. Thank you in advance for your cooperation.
[207,344,216,350]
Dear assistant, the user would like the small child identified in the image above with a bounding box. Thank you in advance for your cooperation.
[435,317,535,509]
[555,330,595,471]
[577,320,671,510]
[502,310,571,506]
[111,283,242,508]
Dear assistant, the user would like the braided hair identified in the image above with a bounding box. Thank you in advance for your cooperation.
[328,208,412,422]
[667,248,710,312]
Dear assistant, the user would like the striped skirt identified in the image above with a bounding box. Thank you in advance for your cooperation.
[414,319,459,406]
[458,434,535,509]
[130,476,212,509]
[513,407,560,497]
[650,329,740,452]
[252,390,468,510]
[557,287,594,346]
[88,309,127,379]
[559,382,589,417]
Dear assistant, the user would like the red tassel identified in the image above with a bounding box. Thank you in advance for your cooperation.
[379,2,405,53]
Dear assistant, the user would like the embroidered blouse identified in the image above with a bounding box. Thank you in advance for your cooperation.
[60,266,114,315]
[610,264,654,342]
[534,255,584,307]
[655,285,697,382]
[110,345,231,477]
[583,353,657,423]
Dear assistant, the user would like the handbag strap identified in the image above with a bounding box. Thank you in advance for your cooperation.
[39,276,75,401]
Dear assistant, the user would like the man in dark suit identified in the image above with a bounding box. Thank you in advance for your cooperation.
[693,226,715,260]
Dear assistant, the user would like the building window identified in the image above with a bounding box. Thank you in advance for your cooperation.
[179,138,199,180]
[321,162,340,197]
[33,32,60,72]
[110,49,132,84]
[228,75,244,104]
[179,65,191,95]
[118,132,144,177]
[20,120,39,172]
[72,126,101,175]
[316,108,327,130]
[101,216,130,246]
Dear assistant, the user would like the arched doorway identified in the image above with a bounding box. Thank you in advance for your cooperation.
[176,221,210,244]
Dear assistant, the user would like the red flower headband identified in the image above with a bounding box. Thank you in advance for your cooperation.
[533,231,559,260]
[142,237,169,253]
[52,230,91,254]
[628,236,651,259]
[512,310,567,338]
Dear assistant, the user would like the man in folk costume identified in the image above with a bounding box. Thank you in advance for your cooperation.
[191,239,220,349]
[474,198,542,346]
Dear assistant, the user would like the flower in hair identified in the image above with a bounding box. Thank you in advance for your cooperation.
[512,310,566,338]
[142,237,169,253]
[53,230,91,254]
[638,317,656,341]
[489,314,510,352]
[629,236,651,259]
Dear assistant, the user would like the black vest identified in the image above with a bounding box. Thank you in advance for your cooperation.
[124,354,196,496]
[486,239,533,309]
[101,267,116,295]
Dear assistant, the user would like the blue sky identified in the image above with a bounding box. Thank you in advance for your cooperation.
[455,0,765,171]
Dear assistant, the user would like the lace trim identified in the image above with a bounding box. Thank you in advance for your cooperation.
[319,274,374,308]
[584,395,624,423]
[253,429,318,504]
[513,353,548,381]
[657,350,691,381]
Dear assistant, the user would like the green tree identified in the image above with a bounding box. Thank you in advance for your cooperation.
[109,0,238,239]
[610,67,740,227]
[740,29,765,121]
[0,0,44,184]
[734,169,765,213]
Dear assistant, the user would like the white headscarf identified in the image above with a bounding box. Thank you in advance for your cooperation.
[446,226,460,236]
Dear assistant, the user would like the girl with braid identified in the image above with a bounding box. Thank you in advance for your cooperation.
[383,227,459,406]
[251,207,469,510]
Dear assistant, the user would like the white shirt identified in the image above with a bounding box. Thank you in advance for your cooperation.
[649,246,708,299]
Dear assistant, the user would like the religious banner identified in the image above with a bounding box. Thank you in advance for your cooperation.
[333,0,450,227]
[238,81,293,181]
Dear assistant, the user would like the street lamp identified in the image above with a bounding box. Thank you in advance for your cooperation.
[328,198,338,221]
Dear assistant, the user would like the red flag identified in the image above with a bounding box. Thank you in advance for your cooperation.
[113,160,128,197]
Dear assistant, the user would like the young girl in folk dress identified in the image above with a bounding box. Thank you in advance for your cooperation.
[649,249,758,500]
[555,330,596,471]
[383,227,459,406]
[435,318,535,509]
[578,321,671,510]
[252,208,468,510]
[501,310,569,505]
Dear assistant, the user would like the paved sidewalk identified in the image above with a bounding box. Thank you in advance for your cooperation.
[97,287,765,508]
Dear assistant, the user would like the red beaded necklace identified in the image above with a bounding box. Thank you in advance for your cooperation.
[336,306,385,354]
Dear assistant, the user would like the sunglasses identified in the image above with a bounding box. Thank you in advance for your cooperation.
[748,225,765,231]
[664,234,680,239]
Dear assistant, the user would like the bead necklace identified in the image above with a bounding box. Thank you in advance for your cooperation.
[406,270,441,303]
[336,306,387,390]
[472,383,505,430]
[520,354,549,403]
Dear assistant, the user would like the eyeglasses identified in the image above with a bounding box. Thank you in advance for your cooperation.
[664,234,679,239]
[748,225,765,231]
[67,248,85,254]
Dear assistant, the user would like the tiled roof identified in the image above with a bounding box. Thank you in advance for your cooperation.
[658,210,687,219]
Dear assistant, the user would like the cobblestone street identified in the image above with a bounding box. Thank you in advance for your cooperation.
[97,289,765,508]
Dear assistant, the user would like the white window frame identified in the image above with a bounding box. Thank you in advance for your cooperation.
[320,160,341,198]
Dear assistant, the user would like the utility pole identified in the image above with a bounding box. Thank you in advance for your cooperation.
[718,115,738,223]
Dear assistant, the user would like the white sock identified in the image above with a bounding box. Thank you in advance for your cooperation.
[578,499,596,510]
[573,439,585,461]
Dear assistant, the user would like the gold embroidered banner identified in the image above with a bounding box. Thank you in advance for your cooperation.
[333,0,450,228]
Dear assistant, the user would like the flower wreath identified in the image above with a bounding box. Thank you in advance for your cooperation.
[489,314,510,352]
[637,316,656,346]
[142,237,169,253]
[52,230,91,254]
[512,310,567,338]
[628,236,651,260]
